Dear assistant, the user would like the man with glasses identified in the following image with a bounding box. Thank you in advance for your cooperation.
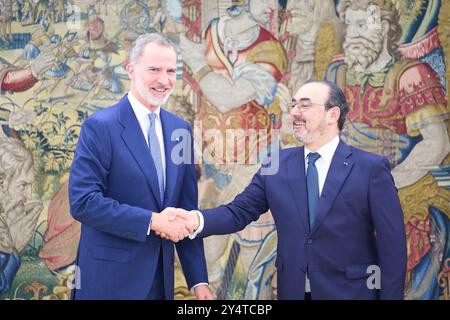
[163,80,407,300]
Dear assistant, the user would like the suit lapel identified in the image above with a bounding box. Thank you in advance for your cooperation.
[118,95,162,208]
[311,140,353,234]
[286,148,310,234]
[160,109,180,207]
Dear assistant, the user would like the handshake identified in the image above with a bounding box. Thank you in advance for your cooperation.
[151,207,201,242]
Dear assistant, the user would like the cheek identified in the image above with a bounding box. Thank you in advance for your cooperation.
[168,74,177,85]
[137,73,155,86]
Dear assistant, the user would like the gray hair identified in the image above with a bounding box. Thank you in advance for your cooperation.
[129,33,176,65]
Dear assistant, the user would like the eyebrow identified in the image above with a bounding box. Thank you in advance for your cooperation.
[292,98,312,103]
[146,66,177,70]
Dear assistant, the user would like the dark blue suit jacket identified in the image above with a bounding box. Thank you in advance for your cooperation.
[69,95,208,299]
[200,140,407,300]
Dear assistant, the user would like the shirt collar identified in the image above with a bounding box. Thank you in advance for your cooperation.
[304,135,340,163]
[127,91,161,120]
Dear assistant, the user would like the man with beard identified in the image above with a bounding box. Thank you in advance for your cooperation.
[68,33,213,300]
[325,0,450,299]
[0,137,43,294]
[161,80,407,300]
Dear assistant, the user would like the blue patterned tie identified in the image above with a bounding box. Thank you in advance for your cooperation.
[306,152,321,230]
[148,113,164,204]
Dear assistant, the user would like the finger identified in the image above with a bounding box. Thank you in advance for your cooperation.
[168,212,176,221]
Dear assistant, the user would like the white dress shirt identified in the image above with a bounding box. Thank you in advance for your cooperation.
[128,91,166,187]
[303,134,340,293]
[128,91,166,236]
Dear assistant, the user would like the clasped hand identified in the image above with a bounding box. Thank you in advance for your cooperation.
[151,207,200,242]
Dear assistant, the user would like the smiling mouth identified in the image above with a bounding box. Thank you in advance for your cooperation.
[151,87,169,94]
[293,120,306,128]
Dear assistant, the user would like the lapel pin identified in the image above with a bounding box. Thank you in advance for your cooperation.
[343,161,348,166]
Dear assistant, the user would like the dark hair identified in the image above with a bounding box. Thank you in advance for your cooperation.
[306,80,348,130]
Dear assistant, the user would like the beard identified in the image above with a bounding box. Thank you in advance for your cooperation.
[0,197,25,224]
[135,81,173,107]
[293,116,326,145]
[343,32,384,71]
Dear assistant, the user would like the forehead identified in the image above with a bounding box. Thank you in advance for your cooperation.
[137,42,177,67]
[294,82,329,103]
[12,162,33,176]
[345,8,370,23]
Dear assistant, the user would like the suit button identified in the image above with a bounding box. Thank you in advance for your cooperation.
[307,239,313,244]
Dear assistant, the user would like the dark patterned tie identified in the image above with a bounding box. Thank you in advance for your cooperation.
[306,152,321,230]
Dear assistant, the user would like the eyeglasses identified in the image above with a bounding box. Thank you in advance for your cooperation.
[290,100,326,112]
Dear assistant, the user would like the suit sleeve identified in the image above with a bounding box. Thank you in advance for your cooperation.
[175,124,208,288]
[200,168,270,237]
[368,157,407,300]
[68,116,151,242]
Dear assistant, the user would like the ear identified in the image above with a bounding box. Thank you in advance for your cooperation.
[327,106,341,126]
[126,62,135,80]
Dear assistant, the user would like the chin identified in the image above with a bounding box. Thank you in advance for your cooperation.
[294,132,310,144]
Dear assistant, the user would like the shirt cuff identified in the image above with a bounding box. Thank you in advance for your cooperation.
[190,282,209,292]
[189,210,204,239]
[147,212,153,235]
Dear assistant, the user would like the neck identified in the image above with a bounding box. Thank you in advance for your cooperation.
[305,131,339,152]
[130,88,159,112]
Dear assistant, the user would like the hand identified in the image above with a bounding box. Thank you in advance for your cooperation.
[0,217,15,253]
[151,207,191,242]
[155,208,200,241]
[194,284,215,300]
[30,52,55,79]
[170,208,200,234]
[7,201,43,252]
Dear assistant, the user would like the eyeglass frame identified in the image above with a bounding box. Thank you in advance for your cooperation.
[289,98,329,112]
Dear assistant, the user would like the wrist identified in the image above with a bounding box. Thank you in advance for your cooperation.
[190,210,200,230]
[150,212,160,231]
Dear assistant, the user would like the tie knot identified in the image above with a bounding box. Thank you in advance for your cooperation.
[148,112,157,125]
[308,152,321,164]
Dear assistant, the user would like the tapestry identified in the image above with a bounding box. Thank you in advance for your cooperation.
[0,0,448,300]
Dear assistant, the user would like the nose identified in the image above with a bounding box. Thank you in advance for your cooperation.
[157,72,171,86]
[290,105,303,116]
[346,26,361,38]
[24,184,32,201]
